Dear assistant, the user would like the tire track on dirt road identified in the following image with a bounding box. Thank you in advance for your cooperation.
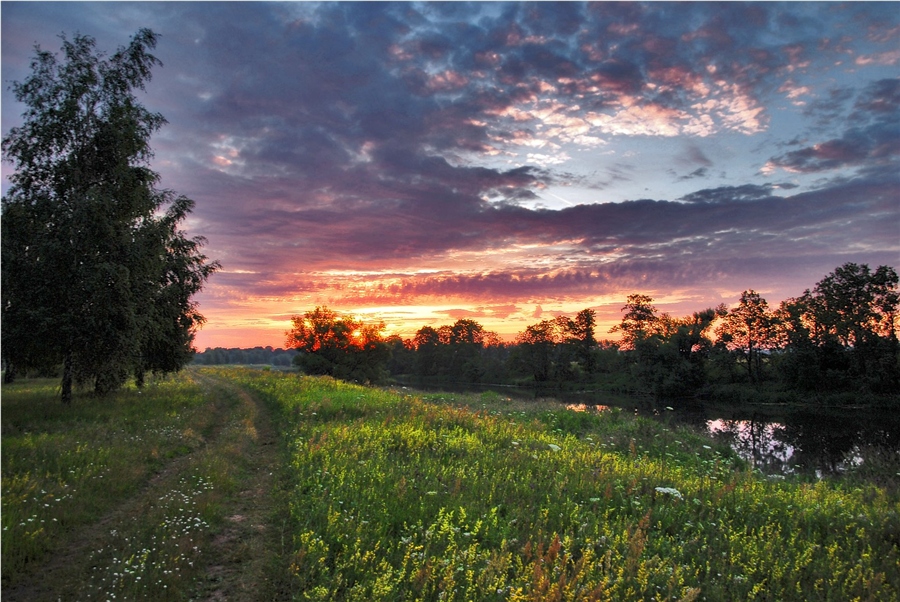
[190,371,291,601]
[2,370,291,602]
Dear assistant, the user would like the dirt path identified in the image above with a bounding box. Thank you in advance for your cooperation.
[191,372,289,601]
[2,370,290,602]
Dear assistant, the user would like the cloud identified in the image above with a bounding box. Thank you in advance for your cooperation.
[765,79,900,173]
[803,86,855,127]
[207,167,898,305]
[685,145,713,167]
[3,2,898,347]
[679,184,774,204]
[674,145,714,180]
[678,167,710,181]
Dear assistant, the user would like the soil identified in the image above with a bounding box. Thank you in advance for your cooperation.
[191,374,290,601]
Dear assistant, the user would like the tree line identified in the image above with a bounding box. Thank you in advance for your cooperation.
[281,263,899,403]
[192,347,298,367]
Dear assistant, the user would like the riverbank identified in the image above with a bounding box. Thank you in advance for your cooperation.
[237,367,898,601]
[3,367,898,600]
[390,378,900,483]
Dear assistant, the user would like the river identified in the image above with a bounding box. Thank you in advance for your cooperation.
[401,380,900,479]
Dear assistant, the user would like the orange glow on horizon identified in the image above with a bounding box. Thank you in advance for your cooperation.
[190,295,727,351]
[191,267,789,351]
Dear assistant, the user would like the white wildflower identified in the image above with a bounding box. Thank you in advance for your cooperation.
[654,487,683,499]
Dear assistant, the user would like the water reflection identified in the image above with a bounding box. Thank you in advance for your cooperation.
[565,403,610,413]
[707,419,795,475]
[704,410,900,477]
[560,393,900,478]
[398,379,900,478]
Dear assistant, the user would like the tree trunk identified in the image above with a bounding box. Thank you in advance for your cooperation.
[746,346,754,383]
[61,353,73,405]
[3,361,15,384]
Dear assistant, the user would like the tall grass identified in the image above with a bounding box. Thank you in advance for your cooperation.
[4,368,898,600]
[1,376,217,581]
[1,372,261,600]
[235,368,899,602]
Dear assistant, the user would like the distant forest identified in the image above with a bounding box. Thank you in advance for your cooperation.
[193,347,298,367]
[196,263,899,404]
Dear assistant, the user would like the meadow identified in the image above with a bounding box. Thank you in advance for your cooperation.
[2,367,898,601]
[1,370,283,601]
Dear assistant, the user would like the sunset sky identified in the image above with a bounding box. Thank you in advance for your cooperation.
[3,2,899,349]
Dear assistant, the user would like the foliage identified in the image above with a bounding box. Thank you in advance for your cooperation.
[511,311,599,383]
[410,319,508,383]
[716,291,774,383]
[786,263,900,393]
[609,294,658,350]
[429,263,895,402]
[243,264,896,405]
[1,29,218,401]
[512,317,571,382]
[193,346,299,366]
[232,368,899,601]
[4,368,898,599]
[603,299,725,399]
[286,307,390,383]
[1,374,225,592]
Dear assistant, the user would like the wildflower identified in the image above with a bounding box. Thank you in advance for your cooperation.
[654,487,683,500]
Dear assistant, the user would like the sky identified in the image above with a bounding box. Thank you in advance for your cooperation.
[2,1,899,349]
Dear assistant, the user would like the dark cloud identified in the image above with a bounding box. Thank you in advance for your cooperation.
[804,86,855,126]
[768,79,900,173]
[854,78,900,117]
[685,145,713,168]
[679,184,775,204]
[678,167,710,181]
[3,2,897,346]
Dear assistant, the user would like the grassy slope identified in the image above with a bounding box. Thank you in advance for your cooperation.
[233,368,899,602]
[3,367,898,601]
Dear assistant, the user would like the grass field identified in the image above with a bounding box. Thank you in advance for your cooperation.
[2,367,898,601]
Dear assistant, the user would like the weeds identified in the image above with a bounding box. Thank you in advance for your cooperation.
[235,368,899,601]
[1,376,216,584]
[1,371,273,600]
[4,368,898,601]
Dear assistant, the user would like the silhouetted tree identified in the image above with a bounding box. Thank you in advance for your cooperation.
[780,263,899,392]
[513,318,569,382]
[285,307,390,383]
[559,308,598,373]
[410,319,493,382]
[771,296,826,390]
[447,319,486,381]
[716,291,774,383]
[412,326,442,377]
[610,294,660,350]
[384,335,415,375]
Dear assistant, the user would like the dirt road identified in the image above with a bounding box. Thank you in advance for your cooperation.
[3,370,291,601]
